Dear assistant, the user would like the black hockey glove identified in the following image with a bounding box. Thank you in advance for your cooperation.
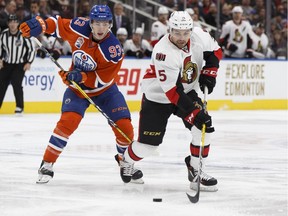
[199,68,217,94]
[135,50,144,59]
[245,49,254,58]
[185,107,214,131]
[37,49,46,58]
[193,109,213,131]
[227,43,238,52]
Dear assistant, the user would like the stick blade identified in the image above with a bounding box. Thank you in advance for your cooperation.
[186,190,200,203]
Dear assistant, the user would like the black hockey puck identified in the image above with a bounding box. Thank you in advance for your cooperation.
[153,198,162,202]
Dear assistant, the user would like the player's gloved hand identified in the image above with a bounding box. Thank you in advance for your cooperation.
[135,50,144,59]
[36,49,46,58]
[199,68,217,94]
[19,16,46,38]
[58,69,87,85]
[185,109,214,132]
[227,43,238,52]
[245,49,254,58]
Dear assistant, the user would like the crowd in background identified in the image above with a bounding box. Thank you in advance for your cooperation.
[0,0,287,59]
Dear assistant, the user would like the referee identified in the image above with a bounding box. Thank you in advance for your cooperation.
[0,14,35,115]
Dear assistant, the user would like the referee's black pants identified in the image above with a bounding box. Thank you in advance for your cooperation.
[0,62,25,110]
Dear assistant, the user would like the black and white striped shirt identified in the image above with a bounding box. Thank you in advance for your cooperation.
[0,29,35,64]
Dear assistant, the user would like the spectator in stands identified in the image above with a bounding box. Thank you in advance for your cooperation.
[186,0,199,9]
[58,0,73,19]
[246,23,275,59]
[39,0,52,18]
[47,0,60,16]
[124,27,152,59]
[15,0,29,22]
[271,13,284,31]
[111,2,132,38]
[22,0,47,22]
[279,1,287,19]
[220,3,232,26]
[185,8,201,28]
[219,6,254,58]
[251,7,265,25]
[199,0,213,18]
[191,5,206,24]
[251,0,265,24]
[186,6,212,34]
[150,6,169,47]
[271,30,287,59]
[0,0,16,31]
[241,0,254,22]
[78,1,90,18]
[116,27,128,47]
[203,2,217,37]
[162,0,178,11]
[0,0,5,11]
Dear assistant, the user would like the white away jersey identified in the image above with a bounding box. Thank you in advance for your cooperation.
[150,20,169,41]
[123,39,152,53]
[142,27,222,106]
[249,32,269,58]
[220,20,253,58]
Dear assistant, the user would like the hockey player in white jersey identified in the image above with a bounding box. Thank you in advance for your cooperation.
[219,6,254,58]
[122,11,222,191]
[150,6,169,47]
[246,22,275,59]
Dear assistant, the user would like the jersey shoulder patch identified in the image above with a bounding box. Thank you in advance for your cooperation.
[99,33,124,62]
[70,17,91,38]
[155,53,166,61]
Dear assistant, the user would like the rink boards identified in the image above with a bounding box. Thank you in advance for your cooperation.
[1,58,287,113]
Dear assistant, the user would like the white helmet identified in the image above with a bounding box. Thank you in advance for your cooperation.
[158,6,169,15]
[169,11,193,30]
[232,6,243,13]
[117,27,128,36]
[185,8,195,16]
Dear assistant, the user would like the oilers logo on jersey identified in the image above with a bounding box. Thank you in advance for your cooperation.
[73,50,97,71]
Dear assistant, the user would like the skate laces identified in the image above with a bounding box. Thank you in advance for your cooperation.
[199,171,213,181]
[121,160,134,176]
[192,167,213,181]
[40,162,53,173]
[132,168,139,175]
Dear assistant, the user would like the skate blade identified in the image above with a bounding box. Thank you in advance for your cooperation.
[130,178,144,184]
[36,175,52,184]
[190,182,218,192]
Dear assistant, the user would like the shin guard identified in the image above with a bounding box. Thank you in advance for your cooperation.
[43,112,82,163]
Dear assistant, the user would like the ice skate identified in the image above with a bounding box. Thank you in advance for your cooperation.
[185,155,218,192]
[36,160,54,184]
[115,154,144,184]
[14,107,23,116]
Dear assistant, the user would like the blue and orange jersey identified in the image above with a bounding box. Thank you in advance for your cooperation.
[45,16,124,97]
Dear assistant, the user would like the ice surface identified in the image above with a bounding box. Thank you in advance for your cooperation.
[0,110,287,216]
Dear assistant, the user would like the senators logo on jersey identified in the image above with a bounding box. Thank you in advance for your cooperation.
[181,56,198,84]
[233,29,243,43]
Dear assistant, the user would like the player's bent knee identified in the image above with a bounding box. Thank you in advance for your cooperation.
[54,112,82,137]
[112,118,134,145]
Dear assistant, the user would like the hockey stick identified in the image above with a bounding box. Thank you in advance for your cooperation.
[186,86,208,203]
[33,37,132,143]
